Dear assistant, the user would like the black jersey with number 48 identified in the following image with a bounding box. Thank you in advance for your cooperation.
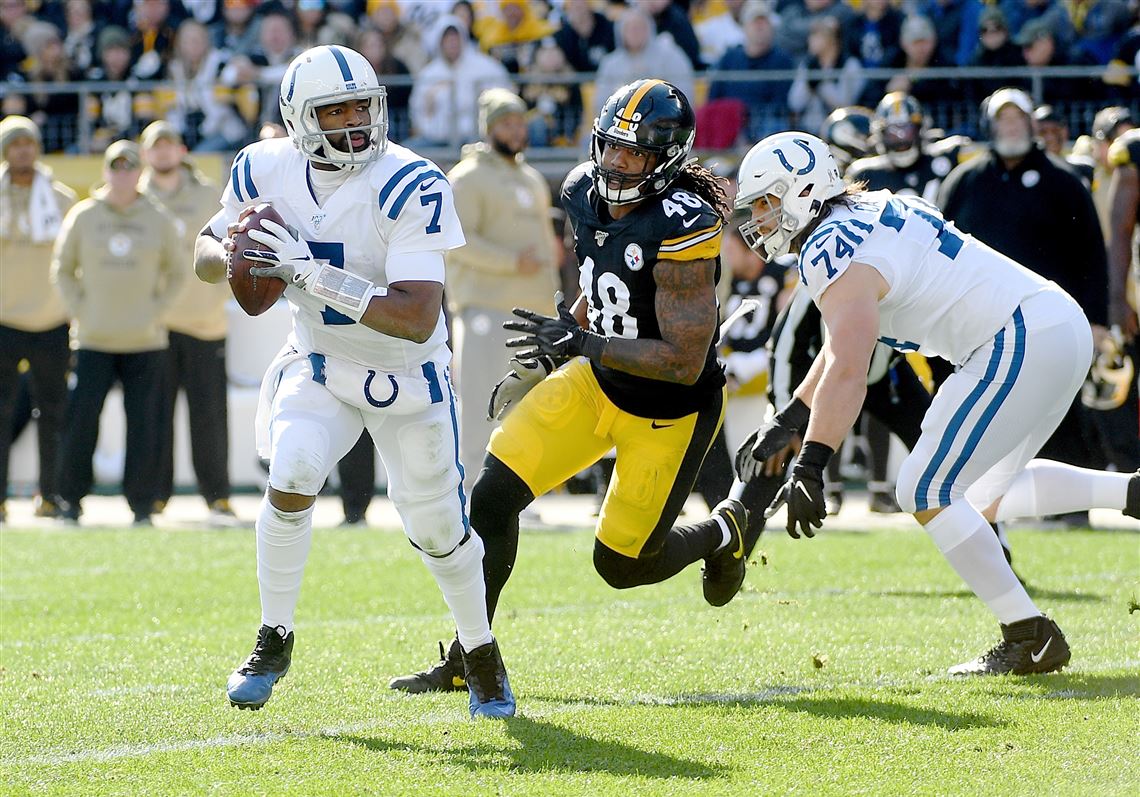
[561,162,726,418]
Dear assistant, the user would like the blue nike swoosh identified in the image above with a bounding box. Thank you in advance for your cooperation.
[419,178,439,191]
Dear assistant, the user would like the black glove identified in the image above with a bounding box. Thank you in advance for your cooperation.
[765,441,833,539]
[735,398,810,481]
[504,291,606,363]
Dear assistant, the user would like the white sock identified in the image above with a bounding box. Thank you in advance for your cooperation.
[996,459,1129,521]
[923,501,1039,624]
[418,530,494,653]
[712,514,732,553]
[256,497,315,634]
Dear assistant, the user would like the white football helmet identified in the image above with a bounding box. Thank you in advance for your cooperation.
[279,45,388,171]
[735,132,844,260]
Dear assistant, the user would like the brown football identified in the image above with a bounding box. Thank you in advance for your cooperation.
[228,203,289,316]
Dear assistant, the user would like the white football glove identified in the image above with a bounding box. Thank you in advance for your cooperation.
[247,219,382,320]
[246,219,318,286]
[488,356,556,420]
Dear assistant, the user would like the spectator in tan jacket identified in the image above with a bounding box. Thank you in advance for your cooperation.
[445,89,558,493]
[51,140,185,525]
[0,116,76,522]
[139,121,240,527]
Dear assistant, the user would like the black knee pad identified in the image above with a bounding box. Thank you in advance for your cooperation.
[468,454,534,540]
[593,540,649,590]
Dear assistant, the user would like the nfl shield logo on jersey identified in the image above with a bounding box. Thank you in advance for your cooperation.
[624,243,644,271]
[595,230,609,246]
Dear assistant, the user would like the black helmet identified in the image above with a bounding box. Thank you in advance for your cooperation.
[872,91,927,166]
[821,105,875,169]
[591,79,695,205]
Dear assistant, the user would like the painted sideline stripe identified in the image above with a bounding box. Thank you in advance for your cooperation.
[5,690,820,768]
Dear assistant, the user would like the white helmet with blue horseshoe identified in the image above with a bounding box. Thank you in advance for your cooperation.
[735,132,844,260]
[279,44,388,171]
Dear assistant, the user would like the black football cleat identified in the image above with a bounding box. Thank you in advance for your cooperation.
[463,638,515,718]
[388,637,466,693]
[1124,471,1140,519]
[702,499,749,607]
[948,615,1070,676]
[227,624,294,709]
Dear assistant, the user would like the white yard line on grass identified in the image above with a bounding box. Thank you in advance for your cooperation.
[6,688,828,768]
[7,712,461,768]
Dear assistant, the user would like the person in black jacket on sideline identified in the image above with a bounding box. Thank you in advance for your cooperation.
[939,87,1110,526]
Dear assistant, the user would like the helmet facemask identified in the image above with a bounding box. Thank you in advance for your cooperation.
[880,122,921,167]
[591,125,692,205]
[739,181,809,261]
[291,86,388,172]
[279,46,389,173]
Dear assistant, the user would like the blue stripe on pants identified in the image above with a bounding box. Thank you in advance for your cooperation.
[914,325,1008,511]
[442,368,469,531]
[936,307,1026,505]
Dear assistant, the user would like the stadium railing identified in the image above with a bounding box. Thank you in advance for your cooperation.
[2,64,1135,176]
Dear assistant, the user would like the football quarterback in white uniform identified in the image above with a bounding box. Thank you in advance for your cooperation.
[734,132,1139,676]
[193,44,513,717]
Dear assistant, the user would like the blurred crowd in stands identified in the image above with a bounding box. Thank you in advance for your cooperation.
[1,0,1139,155]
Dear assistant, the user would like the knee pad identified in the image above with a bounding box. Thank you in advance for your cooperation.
[401,493,467,557]
[420,527,484,572]
[269,428,332,497]
[592,541,647,590]
[893,455,924,515]
[469,455,534,540]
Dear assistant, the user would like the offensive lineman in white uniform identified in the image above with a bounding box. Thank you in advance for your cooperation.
[734,132,1139,675]
[192,45,513,717]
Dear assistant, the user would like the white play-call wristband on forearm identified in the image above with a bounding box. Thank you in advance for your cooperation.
[306,261,386,320]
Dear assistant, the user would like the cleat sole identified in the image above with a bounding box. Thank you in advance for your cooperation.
[226,673,285,710]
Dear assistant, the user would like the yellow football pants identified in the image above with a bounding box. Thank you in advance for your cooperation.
[488,359,725,558]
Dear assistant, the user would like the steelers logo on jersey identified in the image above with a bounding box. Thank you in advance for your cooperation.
[625,243,644,271]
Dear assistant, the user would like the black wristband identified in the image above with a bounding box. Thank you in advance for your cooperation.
[579,329,607,363]
[776,397,811,430]
[795,440,835,476]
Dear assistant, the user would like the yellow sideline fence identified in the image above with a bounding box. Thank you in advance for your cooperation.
[41,153,228,199]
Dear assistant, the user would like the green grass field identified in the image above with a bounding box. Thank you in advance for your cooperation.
[2,521,1137,796]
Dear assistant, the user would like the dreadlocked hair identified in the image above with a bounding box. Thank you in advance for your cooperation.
[671,160,732,222]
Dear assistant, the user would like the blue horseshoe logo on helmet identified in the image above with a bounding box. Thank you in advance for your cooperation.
[774,138,816,175]
[364,371,399,408]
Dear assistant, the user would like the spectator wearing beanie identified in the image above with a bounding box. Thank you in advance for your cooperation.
[444,88,558,495]
[0,116,77,522]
